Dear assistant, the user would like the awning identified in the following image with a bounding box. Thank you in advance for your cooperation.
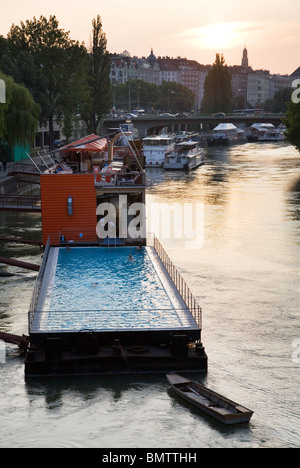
[250,123,275,129]
[213,123,237,131]
[59,134,107,153]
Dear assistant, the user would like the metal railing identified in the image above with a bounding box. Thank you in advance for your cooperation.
[28,236,51,333]
[30,308,197,333]
[0,194,41,211]
[48,229,99,246]
[8,162,42,175]
[152,235,202,330]
[94,171,145,187]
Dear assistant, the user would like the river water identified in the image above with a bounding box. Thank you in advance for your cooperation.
[0,142,299,448]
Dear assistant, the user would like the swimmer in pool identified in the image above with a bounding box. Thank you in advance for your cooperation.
[129,254,134,261]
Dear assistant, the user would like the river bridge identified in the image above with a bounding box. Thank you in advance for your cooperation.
[102,114,285,137]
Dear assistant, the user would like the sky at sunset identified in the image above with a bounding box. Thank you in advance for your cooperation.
[0,0,299,75]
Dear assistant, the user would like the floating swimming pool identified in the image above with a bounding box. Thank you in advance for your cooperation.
[32,247,197,333]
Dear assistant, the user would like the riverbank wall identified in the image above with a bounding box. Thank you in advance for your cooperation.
[0,159,41,196]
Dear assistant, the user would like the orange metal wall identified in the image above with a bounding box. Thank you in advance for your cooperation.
[40,174,97,246]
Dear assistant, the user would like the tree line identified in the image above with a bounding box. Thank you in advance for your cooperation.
[0,15,195,150]
[0,15,111,149]
[113,79,195,114]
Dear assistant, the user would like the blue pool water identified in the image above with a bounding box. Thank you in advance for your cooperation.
[45,247,185,331]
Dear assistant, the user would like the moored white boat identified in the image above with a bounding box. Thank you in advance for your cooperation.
[143,134,174,167]
[164,141,204,171]
[246,123,285,142]
[207,123,246,146]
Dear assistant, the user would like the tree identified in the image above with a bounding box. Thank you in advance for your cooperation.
[113,79,194,113]
[81,15,112,134]
[265,87,293,114]
[0,71,40,146]
[114,79,161,112]
[202,54,233,114]
[4,15,88,149]
[285,85,300,152]
[159,82,195,113]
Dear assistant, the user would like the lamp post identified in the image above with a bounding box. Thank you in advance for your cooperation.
[113,83,116,114]
[168,89,175,112]
[138,86,141,110]
[128,80,131,112]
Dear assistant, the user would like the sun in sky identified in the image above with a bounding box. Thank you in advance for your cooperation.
[198,23,238,49]
[183,22,257,51]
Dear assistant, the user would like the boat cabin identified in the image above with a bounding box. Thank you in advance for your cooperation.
[142,134,174,166]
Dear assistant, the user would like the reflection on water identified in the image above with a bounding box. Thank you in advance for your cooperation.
[1,142,300,448]
[286,176,300,222]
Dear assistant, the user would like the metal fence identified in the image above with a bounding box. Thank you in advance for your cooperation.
[48,229,99,246]
[9,162,42,174]
[30,307,197,333]
[94,171,145,187]
[153,235,202,330]
[0,194,41,211]
[28,236,51,333]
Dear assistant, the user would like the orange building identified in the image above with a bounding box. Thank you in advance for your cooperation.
[40,173,98,246]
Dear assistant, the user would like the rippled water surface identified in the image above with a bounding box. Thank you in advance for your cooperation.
[1,142,300,448]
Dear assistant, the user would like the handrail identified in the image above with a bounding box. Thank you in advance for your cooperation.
[0,195,40,206]
[94,171,145,187]
[152,235,202,330]
[30,308,196,333]
[0,195,41,212]
[28,236,51,333]
[58,229,99,244]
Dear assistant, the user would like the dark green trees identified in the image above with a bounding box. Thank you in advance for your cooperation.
[159,82,195,113]
[1,15,112,148]
[202,54,232,114]
[113,79,195,113]
[81,15,112,134]
[3,15,88,149]
[0,71,40,146]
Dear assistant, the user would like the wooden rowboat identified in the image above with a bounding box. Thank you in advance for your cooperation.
[167,373,254,425]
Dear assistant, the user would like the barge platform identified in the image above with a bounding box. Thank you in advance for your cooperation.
[25,240,207,378]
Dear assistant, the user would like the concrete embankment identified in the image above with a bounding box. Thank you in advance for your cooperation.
[0,173,19,194]
[0,160,41,196]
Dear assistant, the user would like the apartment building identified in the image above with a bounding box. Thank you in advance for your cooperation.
[110,48,292,110]
[110,50,210,110]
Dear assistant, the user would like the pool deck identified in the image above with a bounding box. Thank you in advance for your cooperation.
[31,246,198,334]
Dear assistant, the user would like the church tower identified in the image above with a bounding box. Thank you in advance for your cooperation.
[242,46,248,68]
[147,48,157,69]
